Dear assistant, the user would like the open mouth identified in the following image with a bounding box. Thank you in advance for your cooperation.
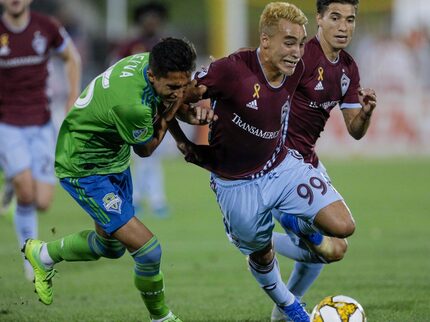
[283,59,298,69]
[335,35,348,43]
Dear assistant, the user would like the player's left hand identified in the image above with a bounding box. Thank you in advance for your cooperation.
[183,80,207,104]
[176,99,218,125]
[358,88,377,117]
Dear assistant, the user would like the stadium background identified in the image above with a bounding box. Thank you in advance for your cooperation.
[0,1,429,321]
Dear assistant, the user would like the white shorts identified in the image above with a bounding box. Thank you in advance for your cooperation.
[210,150,343,255]
[0,121,56,184]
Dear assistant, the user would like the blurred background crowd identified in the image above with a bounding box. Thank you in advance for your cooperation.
[6,0,430,157]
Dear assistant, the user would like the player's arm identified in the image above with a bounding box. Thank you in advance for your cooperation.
[167,118,215,167]
[58,40,82,112]
[341,88,377,140]
[132,115,171,157]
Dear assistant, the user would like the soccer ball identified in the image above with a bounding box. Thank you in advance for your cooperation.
[310,295,367,322]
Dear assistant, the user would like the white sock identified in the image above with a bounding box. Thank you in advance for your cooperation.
[39,243,55,268]
[248,256,295,306]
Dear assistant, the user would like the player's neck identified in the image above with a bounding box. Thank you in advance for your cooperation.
[316,33,341,63]
[2,9,31,31]
[257,48,285,87]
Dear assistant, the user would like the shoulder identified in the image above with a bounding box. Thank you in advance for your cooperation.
[195,52,244,81]
[30,11,62,29]
[302,38,324,71]
[339,49,358,69]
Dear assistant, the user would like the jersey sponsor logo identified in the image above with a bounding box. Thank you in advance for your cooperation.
[231,113,279,139]
[309,100,339,110]
[314,81,324,91]
[341,71,350,96]
[0,55,45,68]
[32,31,47,55]
[0,33,10,56]
[102,192,122,214]
[246,99,258,110]
[133,128,149,140]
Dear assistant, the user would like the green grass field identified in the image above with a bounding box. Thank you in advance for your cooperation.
[0,157,429,322]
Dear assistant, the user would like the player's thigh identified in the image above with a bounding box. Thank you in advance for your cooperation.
[30,121,56,185]
[60,169,135,236]
[210,175,275,255]
[314,200,355,238]
[0,123,32,180]
[274,151,343,224]
[12,169,35,203]
[315,162,355,236]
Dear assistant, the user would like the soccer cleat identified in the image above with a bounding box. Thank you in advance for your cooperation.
[22,239,57,305]
[151,311,182,322]
[271,303,310,322]
[280,300,311,322]
[280,214,323,246]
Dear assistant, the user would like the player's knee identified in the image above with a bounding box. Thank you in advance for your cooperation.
[323,238,348,263]
[333,219,355,238]
[92,232,126,259]
[249,243,274,266]
[131,237,162,276]
[35,200,51,212]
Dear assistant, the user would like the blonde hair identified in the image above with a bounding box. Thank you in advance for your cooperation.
[259,2,308,36]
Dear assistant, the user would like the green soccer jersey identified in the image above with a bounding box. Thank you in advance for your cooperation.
[55,53,161,178]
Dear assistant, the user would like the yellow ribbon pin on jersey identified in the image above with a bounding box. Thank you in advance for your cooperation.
[317,67,324,81]
[253,83,261,99]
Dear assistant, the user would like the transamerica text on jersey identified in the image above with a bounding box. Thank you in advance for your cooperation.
[231,113,280,139]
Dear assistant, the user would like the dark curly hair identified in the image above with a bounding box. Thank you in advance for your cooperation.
[316,0,359,14]
[149,37,196,78]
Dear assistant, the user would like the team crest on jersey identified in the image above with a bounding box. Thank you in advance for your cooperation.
[340,72,350,96]
[0,34,10,56]
[102,192,122,214]
[133,128,148,140]
[196,66,209,79]
[32,31,47,55]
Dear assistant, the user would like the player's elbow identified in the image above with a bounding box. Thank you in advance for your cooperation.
[132,145,153,158]
[348,130,365,140]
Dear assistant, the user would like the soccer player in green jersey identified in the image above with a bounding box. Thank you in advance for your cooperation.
[22,38,210,322]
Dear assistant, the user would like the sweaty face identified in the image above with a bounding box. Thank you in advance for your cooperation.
[317,3,356,51]
[0,0,32,18]
[148,71,191,106]
[265,19,307,76]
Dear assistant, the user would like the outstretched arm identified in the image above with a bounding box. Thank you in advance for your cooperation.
[58,40,82,112]
[342,88,377,140]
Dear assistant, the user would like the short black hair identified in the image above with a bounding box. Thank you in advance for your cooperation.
[316,0,359,14]
[134,1,168,24]
[149,37,196,78]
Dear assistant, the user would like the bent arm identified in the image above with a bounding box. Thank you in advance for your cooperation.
[342,108,371,140]
[342,88,377,140]
[133,116,170,157]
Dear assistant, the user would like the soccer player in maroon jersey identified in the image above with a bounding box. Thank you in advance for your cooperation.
[169,2,360,321]
[0,0,81,280]
[271,1,377,320]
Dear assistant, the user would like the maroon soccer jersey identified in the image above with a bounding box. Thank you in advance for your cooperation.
[286,37,361,167]
[0,12,68,126]
[196,49,304,179]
